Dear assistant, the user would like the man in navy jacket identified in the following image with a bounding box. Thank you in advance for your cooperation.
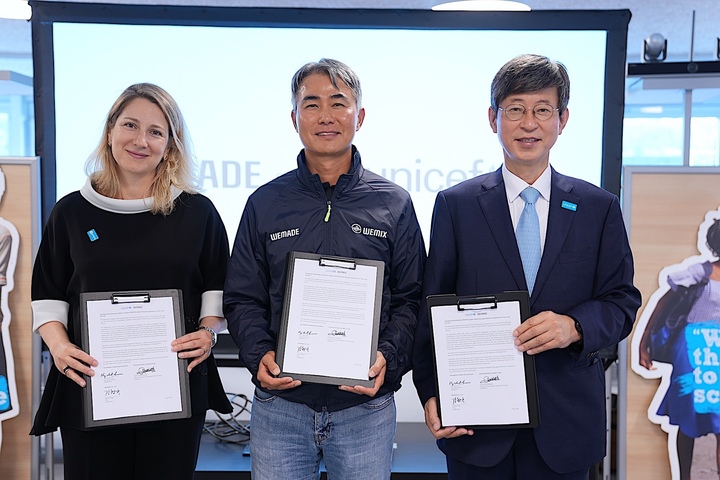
[224,58,425,480]
[412,54,641,479]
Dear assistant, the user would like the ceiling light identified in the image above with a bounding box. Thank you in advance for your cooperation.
[433,1,531,11]
[639,106,664,115]
[0,0,31,20]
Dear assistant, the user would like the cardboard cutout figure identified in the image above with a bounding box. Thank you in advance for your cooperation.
[633,208,720,480]
[0,166,20,449]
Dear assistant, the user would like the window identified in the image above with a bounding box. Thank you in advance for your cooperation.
[623,85,720,167]
[0,67,34,157]
[0,94,34,156]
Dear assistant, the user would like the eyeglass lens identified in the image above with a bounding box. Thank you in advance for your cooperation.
[502,104,556,121]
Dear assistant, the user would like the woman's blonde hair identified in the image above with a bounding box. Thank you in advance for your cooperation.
[85,83,197,215]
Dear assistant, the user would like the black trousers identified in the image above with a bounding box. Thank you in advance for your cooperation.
[60,413,205,480]
[446,429,590,480]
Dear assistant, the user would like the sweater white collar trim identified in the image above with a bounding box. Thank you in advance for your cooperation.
[80,178,183,214]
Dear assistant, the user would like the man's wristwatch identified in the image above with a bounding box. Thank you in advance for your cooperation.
[199,325,217,347]
[573,318,583,339]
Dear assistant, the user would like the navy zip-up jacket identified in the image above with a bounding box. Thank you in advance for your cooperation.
[224,147,426,411]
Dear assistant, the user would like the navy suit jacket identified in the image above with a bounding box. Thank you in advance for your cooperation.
[412,167,641,473]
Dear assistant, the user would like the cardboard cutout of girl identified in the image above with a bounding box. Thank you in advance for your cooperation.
[633,208,720,480]
[0,166,20,450]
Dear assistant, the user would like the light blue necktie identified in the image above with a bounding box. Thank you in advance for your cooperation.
[517,187,541,295]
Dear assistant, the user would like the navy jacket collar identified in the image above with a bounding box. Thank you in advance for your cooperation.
[295,146,364,198]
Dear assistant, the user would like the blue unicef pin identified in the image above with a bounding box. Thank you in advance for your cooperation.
[87,229,99,241]
[561,201,577,212]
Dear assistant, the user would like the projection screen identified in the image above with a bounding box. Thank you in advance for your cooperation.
[30,2,630,243]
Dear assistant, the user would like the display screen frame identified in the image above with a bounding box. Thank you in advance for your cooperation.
[30,1,630,225]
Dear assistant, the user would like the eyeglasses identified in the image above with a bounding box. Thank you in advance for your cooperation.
[498,104,559,121]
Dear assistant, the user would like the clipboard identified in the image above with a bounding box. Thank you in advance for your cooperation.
[275,251,384,387]
[79,289,191,428]
[427,291,539,429]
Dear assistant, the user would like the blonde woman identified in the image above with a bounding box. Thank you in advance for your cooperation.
[31,83,231,480]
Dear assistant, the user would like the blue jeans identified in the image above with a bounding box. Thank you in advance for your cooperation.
[250,389,396,480]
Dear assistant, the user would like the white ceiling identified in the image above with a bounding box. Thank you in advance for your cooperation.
[2,0,719,62]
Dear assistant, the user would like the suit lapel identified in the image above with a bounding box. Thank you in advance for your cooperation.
[476,170,527,291]
[532,169,578,301]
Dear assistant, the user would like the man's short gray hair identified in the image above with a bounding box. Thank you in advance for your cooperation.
[291,58,362,111]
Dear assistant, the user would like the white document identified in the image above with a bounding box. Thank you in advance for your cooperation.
[86,296,183,421]
[431,301,530,427]
[281,257,379,382]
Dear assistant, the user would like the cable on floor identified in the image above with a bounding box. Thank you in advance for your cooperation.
[203,392,252,444]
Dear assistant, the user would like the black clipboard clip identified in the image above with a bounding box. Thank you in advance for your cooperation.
[457,296,498,311]
[319,257,357,270]
[111,292,151,304]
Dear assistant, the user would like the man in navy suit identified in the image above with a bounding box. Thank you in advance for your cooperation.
[412,54,641,479]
